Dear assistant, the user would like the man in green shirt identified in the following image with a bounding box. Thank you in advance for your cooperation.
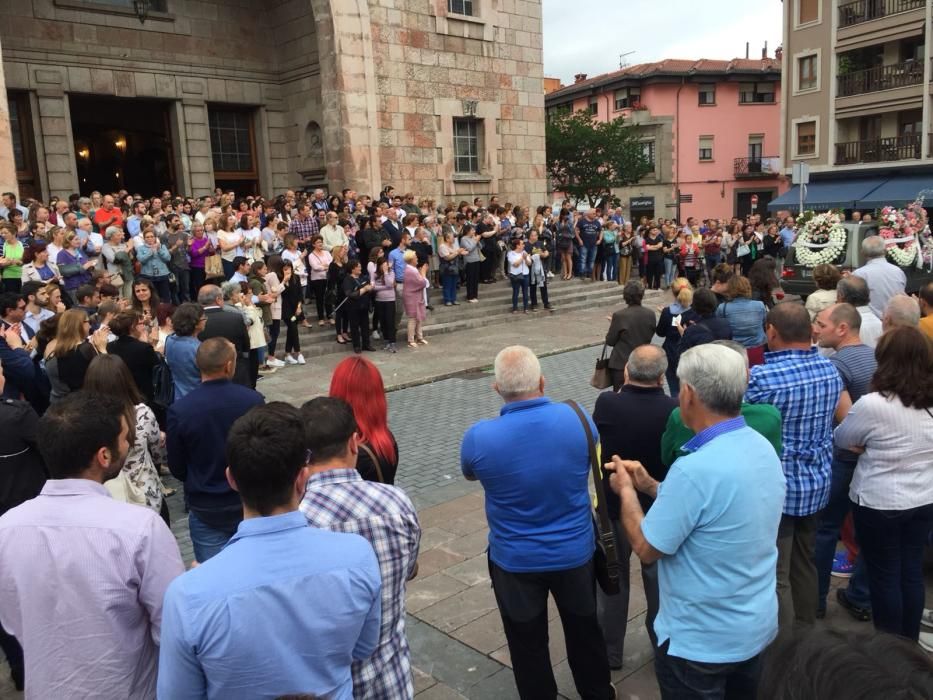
[660,340,782,467]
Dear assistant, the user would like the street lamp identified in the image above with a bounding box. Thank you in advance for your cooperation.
[133,0,150,24]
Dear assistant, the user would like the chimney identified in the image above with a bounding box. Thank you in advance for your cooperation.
[775,45,783,61]
[761,41,768,59]
[574,73,588,83]
[745,42,749,59]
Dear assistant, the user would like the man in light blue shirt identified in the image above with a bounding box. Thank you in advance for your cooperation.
[158,403,382,700]
[388,231,410,281]
[607,344,785,699]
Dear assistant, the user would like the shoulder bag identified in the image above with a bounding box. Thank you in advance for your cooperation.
[590,343,612,390]
[204,252,224,279]
[359,443,385,484]
[564,400,621,595]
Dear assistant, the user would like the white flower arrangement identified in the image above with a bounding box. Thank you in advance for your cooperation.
[793,212,847,267]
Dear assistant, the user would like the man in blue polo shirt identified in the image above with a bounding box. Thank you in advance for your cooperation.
[461,345,613,700]
[606,344,785,699]
[575,209,603,279]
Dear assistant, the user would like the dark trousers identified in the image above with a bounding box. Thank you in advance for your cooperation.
[284,317,300,353]
[465,260,480,299]
[776,512,818,628]
[171,266,190,303]
[489,557,612,700]
[814,459,871,612]
[221,258,235,279]
[663,345,680,397]
[2,278,21,293]
[247,348,259,387]
[529,281,549,308]
[853,502,933,640]
[334,304,349,335]
[141,275,172,303]
[597,519,659,667]
[510,274,529,311]
[655,641,761,700]
[189,267,206,299]
[309,279,328,320]
[375,300,396,343]
[0,622,23,688]
[646,260,663,289]
[267,319,281,355]
[480,247,497,281]
[348,306,370,351]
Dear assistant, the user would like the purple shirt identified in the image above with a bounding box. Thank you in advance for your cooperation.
[0,479,184,699]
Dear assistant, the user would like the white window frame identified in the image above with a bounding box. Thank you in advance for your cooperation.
[614,87,640,111]
[447,0,474,16]
[791,116,820,160]
[698,84,716,106]
[698,135,714,162]
[453,117,482,174]
[793,49,821,95]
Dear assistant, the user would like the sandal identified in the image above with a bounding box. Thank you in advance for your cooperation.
[336,337,347,344]
[408,342,418,348]
[418,338,429,345]
[318,320,326,327]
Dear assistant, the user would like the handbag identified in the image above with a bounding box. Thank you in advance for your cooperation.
[564,400,621,595]
[152,355,175,410]
[359,443,385,484]
[204,253,224,279]
[736,242,751,258]
[590,343,612,390]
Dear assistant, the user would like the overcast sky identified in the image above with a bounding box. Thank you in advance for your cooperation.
[542,0,784,83]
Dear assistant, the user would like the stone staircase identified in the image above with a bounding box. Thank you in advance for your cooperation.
[294,276,628,357]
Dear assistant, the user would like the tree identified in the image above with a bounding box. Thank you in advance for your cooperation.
[546,109,652,207]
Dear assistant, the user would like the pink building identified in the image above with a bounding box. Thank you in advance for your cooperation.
[545,57,789,222]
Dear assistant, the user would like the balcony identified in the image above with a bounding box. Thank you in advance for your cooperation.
[835,134,921,164]
[837,60,924,97]
[838,0,925,28]
[734,156,781,178]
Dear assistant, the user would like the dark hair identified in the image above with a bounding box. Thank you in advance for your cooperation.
[172,302,203,337]
[75,284,97,304]
[84,354,143,406]
[766,301,812,344]
[132,278,160,311]
[249,260,266,277]
[238,213,250,230]
[918,280,933,308]
[20,281,43,301]
[155,302,176,327]
[232,255,248,269]
[267,254,284,280]
[758,628,933,700]
[108,310,140,338]
[813,264,842,291]
[197,336,235,374]
[748,258,778,300]
[691,288,719,317]
[22,241,46,265]
[836,276,870,307]
[300,397,358,464]
[871,326,933,409]
[37,391,127,478]
[0,291,24,318]
[99,283,119,299]
[226,403,307,515]
[622,280,645,306]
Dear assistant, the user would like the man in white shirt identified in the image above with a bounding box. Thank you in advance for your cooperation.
[851,236,906,319]
[0,193,28,222]
[836,276,882,348]
[320,211,348,252]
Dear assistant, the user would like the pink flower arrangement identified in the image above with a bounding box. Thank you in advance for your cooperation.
[878,202,924,267]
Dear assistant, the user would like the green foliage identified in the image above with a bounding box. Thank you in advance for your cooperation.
[546,109,652,207]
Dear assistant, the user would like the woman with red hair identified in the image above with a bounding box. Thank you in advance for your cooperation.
[329,355,399,484]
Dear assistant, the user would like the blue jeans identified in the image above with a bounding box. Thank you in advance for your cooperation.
[655,640,761,700]
[603,252,619,281]
[188,511,238,563]
[814,458,871,611]
[853,502,933,640]
[663,258,677,287]
[510,274,529,311]
[577,243,597,277]
[442,273,458,304]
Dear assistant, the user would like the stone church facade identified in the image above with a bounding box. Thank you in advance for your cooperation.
[0,0,546,204]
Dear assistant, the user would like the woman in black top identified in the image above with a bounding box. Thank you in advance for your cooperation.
[106,309,159,405]
[327,246,350,344]
[45,308,109,403]
[643,226,665,290]
[279,260,304,364]
[556,210,575,280]
[341,260,374,353]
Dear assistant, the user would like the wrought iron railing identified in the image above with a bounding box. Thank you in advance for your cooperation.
[835,134,921,164]
[838,0,924,28]
[734,157,781,178]
[837,60,924,96]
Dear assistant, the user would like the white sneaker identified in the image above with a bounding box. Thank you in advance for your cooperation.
[920,630,933,653]
[285,355,299,365]
[296,353,306,365]
[371,330,381,340]
[921,608,933,631]
[267,357,285,368]
[547,271,555,278]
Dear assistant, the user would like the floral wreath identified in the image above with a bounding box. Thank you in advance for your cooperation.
[793,211,846,267]
[878,203,924,267]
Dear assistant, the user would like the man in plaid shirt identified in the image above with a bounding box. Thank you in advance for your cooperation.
[288,201,319,243]
[299,397,421,700]
[746,302,842,629]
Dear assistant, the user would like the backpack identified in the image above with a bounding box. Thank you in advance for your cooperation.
[152,355,175,410]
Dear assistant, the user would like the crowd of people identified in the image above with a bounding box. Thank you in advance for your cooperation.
[0,181,932,699]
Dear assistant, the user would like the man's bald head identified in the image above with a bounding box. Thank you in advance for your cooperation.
[625,344,667,385]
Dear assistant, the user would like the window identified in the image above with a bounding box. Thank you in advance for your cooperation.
[641,141,656,168]
[698,84,716,105]
[73,0,168,9]
[7,92,39,200]
[207,108,258,185]
[739,82,775,104]
[448,0,474,16]
[453,118,480,173]
[798,0,818,24]
[797,55,817,91]
[588,98,598,115]
[796,121,816,156]
[748,134,763,161]
[699,136,713,161]
[614,87,640,110]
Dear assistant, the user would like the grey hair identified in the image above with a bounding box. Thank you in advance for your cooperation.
[104,225,122,240]
[494,345,542,400]
[221,281,241,301]
[861,235,886,259]
[197,284,222,306]
[78,197,91,207]
[625,345,667,383]
[677,344,747,415]
[883,294,921,329]
[836,275,870,307]
[711,339,749,369]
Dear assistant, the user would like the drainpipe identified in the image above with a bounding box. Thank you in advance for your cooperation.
[674,77,685,223]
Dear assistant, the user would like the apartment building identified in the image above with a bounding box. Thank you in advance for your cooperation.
[545,58,787,222]
[772,0,933,212]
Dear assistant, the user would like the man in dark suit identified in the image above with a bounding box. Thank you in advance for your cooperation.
[382,208,403,250]
[605,281,657,390]
[166,337,264,563]
[196,284,251,387]
[592,344,676,670]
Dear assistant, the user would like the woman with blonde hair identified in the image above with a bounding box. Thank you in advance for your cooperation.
[656,277,696,396]
[44,308,109,402]
[402,249,429,347]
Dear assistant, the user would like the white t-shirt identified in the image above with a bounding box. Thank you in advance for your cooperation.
[507,250,529,275]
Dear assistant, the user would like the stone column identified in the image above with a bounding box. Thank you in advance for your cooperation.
[180,100,214,197]
[0,35,18,198]
[37,90,78,199]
